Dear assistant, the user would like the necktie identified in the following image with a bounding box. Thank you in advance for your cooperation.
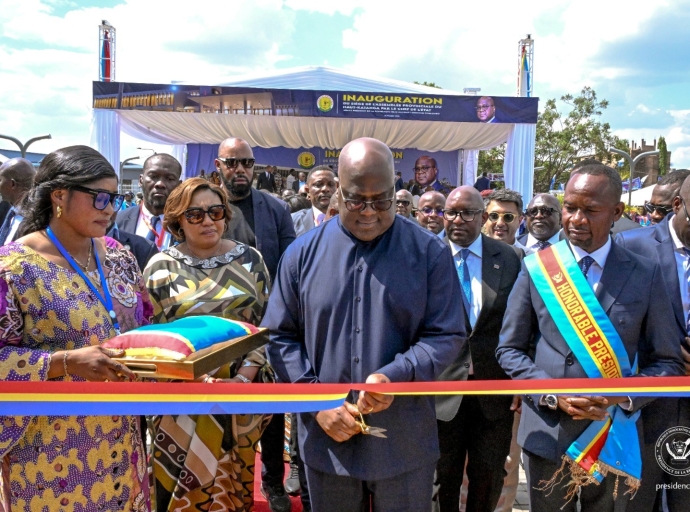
[534,240,551,252]
[0,209,16,246]
[315,213,325,226]
[457,248,472,307]
[578,255,595,278]
[683,248,690,334]
[146,215,160,242]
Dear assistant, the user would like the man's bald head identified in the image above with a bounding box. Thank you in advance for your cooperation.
[0,158,36,205]
[444,186,487,246]
[219,137,252,155]
[395,189,415,217]
[216,137,255,199]
[525,193,562,242]
[417,191,446,234]
[338,138,396,241]
[142,153,182,176]
[527,193,560,211]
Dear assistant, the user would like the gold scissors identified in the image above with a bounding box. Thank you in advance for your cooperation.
[355,407,387,438]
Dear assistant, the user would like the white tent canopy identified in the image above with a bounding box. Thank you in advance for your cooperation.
[91,66,537,199]
[622,185,654,206]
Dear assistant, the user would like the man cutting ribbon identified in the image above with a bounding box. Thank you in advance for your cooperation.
[497,161,684,512]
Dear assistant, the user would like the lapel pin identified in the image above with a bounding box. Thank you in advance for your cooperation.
[494,264,500,269]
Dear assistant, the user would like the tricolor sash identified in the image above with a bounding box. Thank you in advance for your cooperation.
[524,241,641,501]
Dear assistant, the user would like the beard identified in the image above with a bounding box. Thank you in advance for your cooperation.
[221,174,251,198]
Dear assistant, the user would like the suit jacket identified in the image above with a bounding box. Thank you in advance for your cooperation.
[0,201,11,227]
[474,176,491,192]
[436,235,521,422]
[116,204,141,235]
[611,215,641,234]
[256,172,276,193]
[225,189,295,281]
[496,240,684,462]
[291,208,315,238]
[109,229,159,272]
[615,216,690,441]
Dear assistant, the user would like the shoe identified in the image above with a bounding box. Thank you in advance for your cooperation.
[284,463,301,496]
[261,482,292,512]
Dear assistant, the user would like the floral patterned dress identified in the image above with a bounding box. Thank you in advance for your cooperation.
[0,238,153,512]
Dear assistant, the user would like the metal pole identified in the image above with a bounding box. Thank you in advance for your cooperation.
[119,156,141,180]
[0,134,52,158]
[609,148,659,206]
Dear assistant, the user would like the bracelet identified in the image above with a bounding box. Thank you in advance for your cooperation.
[63,352,69,377]
[235,374,251,384]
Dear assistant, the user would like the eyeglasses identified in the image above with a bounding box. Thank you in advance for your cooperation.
[72,185,125,211]
[525,207,559,218]
[488,212,517,223]
[217,157,255,169]
[643,201,673,217]
[339,188,394,213]
[443,209,483,222]
[396,200,411,207]
[413,165,435,174]
[419,206,445,217]
[183,204,227,224]
[475,105,494,111]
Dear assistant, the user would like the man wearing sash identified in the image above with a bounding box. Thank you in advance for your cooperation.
[497,161,684,511]
[616,174,690,511]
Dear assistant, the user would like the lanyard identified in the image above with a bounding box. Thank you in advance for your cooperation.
[45,227,121,336]
[139,208,165,248]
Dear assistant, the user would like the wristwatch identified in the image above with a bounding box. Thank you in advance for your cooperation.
[235,374,251,384]
[544,394,558,410]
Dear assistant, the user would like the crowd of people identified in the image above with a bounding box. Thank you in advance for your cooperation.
[0,139,687,512]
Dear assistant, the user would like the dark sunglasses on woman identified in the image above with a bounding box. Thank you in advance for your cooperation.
[183,204,227,224]
[72,185,125,211]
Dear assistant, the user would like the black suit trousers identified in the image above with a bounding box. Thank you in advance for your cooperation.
[432,394,513,512]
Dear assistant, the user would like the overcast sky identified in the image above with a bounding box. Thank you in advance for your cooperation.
[2,0,689,167]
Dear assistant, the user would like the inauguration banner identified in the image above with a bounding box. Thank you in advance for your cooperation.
[93,81,539,124]
[186,144,459,184]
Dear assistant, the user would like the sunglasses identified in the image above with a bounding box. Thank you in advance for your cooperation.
[340,188,394,213]
[525,207,559,218]
[488,212,517,223]
[396,200,411,207]
[183,204,227,224]
[217,157,255,169]
[443,209,483,222]
[643,202,673,216]
[72,185,125,211]
[420,206,445,217]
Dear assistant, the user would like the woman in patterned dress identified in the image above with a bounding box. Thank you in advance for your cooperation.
[143,178,271,511]
[0,146,152,511]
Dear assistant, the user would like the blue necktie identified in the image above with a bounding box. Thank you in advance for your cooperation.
[457,249,472,311]
[579,255,595,278]
[0,209,16,246]
[534,240,551,252]
[146,215,160,242]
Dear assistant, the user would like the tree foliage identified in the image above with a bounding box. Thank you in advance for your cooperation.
[658,136,668,176]
[413,81,442,89]
[478,144,506,175]
[533,87,628,193]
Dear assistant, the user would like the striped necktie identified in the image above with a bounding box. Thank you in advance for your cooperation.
[146,215,160,242]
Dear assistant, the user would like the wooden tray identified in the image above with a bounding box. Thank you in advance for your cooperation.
[113,328,269,380]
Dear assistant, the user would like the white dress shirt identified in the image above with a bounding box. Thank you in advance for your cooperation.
[135,204,171,249]
[569,237,612,292]
[4,208,23,245]
[449,236,483,328]
[525,231,562,254]
[668,215,690,326]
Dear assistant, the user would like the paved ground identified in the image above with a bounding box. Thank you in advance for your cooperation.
[512,464,530,511]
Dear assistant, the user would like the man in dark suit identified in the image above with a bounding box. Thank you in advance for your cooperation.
[414,156,452,195]
[473,172,491,192]
[433,186,521,512]
[116,153,182,250]
[291,166,337,237]
[215,137,296,512]
[644,169,690,225]
[517,193,565,254]
[616,175,690,511]
[395,171,404,191]
[106,211,158,271]
[257,165,277,193]
[0,158,36,245]
[292,172,307,193]
[496,161,684,512]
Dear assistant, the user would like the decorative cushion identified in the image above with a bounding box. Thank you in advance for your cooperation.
[102,316,260,360]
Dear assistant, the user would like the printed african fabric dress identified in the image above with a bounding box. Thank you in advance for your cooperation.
[0,238,153,512]
[143,243,271,512]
